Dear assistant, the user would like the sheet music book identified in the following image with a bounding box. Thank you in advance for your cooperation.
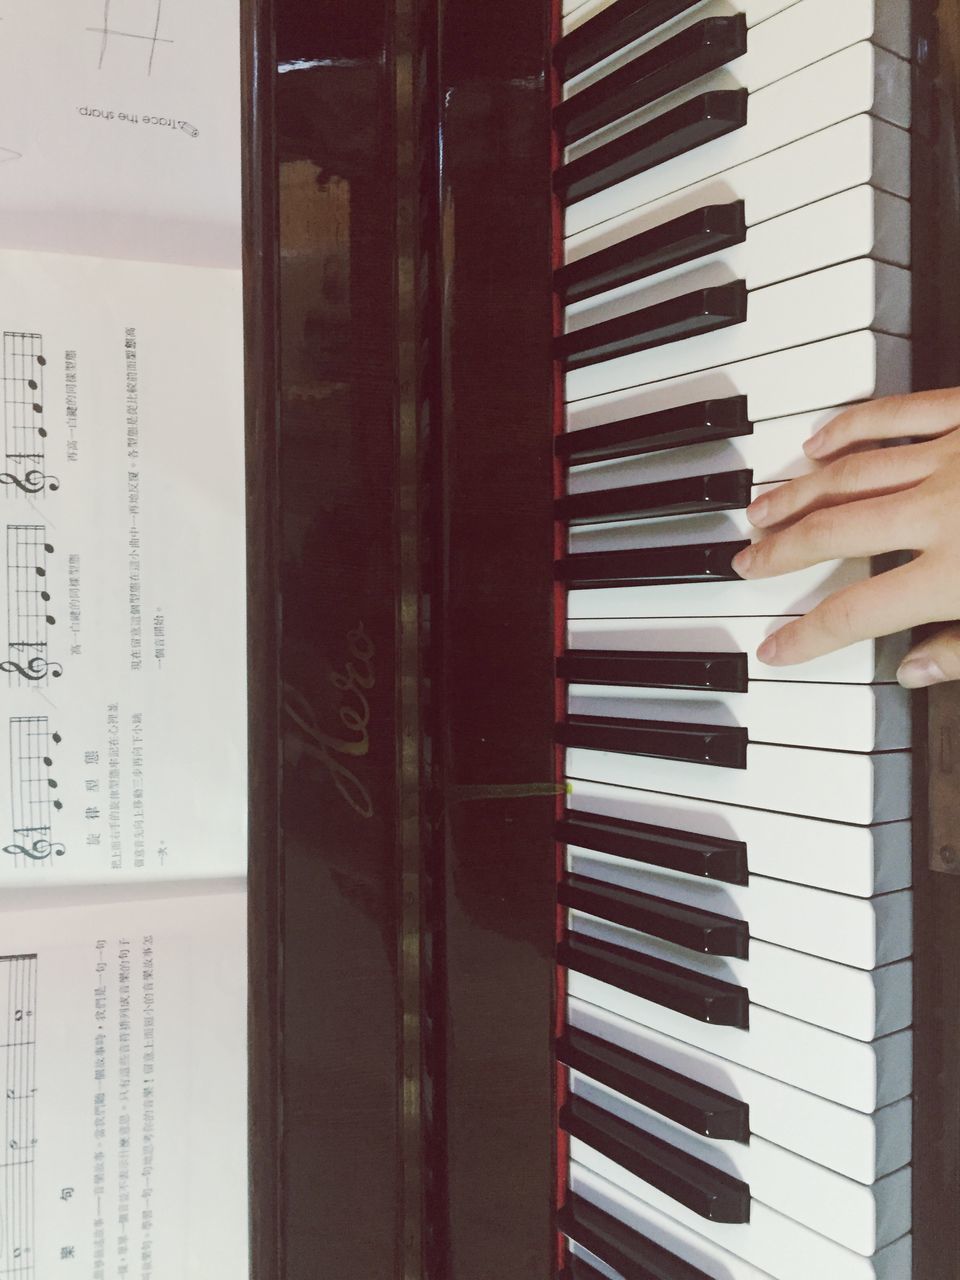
[0,886,247,1278]
[0,248,246,887]
[0,0,242,265]
[0,2,249,1275]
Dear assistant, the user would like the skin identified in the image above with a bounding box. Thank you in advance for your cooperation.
[730,387,960,688]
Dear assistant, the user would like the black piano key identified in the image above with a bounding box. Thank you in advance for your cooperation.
[558,468,751,524]
[559,809,748,885]
[557,395,751,465]
[559,539,750,588]
[557,280,746,370]
[563,1096,752,1223]
[561,1193,715,1280]
[557,201,746,305]
[558,714,748,769]
[556,0,703,81]
[557,16,748,146]
[561,932,750,1027]
[560,872,749,957]
[559,648,749,692]
[555,89,748,205]
[558,1026,750,1141]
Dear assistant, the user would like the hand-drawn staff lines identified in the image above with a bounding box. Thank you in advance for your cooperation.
[87,0,175,76]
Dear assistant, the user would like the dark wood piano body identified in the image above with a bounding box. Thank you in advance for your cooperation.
[245,1,960,1276]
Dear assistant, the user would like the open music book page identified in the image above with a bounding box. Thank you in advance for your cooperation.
[0,885,247,1278]
[0,0,241,266]
[0,247,246,886]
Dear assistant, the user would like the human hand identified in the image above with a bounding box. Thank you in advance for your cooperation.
[730,387,960,688]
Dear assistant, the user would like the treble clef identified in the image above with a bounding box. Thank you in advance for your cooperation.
[0,656,62,681]
[0,469,59,494]
[3,839,66,861]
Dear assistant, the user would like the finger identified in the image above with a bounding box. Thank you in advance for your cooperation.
[756,557,943,666]
[897,624,960,688]
[747,443,937,529]
[733,492,929,580]
[805,388,960,459]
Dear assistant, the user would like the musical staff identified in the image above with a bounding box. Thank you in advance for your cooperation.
[4,718,65,865]
[3,526,60,686]
[0,954,36,1277]
[0,333,57,498]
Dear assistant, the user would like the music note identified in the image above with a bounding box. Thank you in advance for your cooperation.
[3,719,66,865]
[1,335,57,499]
[0,954,37,1275]
[3,526,61,685]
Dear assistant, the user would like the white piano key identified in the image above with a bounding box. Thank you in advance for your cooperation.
[566,407,836,490]
[562,0,802,52]
[566,738,910,824]
[566,115,910,271]
[566,259,910,403]
[566,42,909,237]
[567,611,910,684]
[566,682,911,751]
[565,187,909,334]
[570,1158,912,1280]
[567,778,912,896]
[565,0,909,168]
[568,910,911,1037]
[568,847,913,969]
[566,330,911,436]
[567,555,894,620]
[567,1243,622,1280]
[569,1071,912,1255]
[568,501,751,553]
[569,971,911,1111]
[569,998,912,1180]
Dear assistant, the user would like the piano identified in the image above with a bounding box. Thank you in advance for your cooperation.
[245,0,960,1277]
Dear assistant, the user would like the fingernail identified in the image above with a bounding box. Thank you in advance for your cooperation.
[804,430,827,458]
[757,635,778,664]
[897,657,948,689]
[746,496,769,527]
[732,546,754,577]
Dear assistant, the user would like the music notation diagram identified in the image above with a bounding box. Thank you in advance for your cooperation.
[4,718,66,865]
[0,954,37,1277]
[3,526,60,685]
[89,0,174,76]
[0,334,57,499]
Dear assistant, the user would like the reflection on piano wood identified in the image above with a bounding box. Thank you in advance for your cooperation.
[4,717,65,865]
[3,526,60,685]
[0,333,57,499]
[0,954,37,1278]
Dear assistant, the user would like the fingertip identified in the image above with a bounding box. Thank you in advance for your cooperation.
[756,634,778,664]
[746,496,770,528]
[803,431,829,459]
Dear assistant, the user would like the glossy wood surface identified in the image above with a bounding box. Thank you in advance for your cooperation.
[912,4,960,1277]
[247,1,556,1276]
[432,0,556,1272]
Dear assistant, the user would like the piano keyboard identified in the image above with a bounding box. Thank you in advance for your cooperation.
[555,1,914,1278]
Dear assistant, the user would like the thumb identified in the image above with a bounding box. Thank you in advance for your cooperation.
[897,625,960,688]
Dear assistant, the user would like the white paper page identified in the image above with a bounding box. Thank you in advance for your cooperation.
[0,0,242,265]
[0,886,247,1278]
[0,247,246,885]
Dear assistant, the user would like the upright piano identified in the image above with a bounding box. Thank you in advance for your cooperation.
[246,1,960,1277]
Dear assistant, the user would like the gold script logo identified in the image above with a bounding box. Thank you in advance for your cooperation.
[284,622,375,818]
